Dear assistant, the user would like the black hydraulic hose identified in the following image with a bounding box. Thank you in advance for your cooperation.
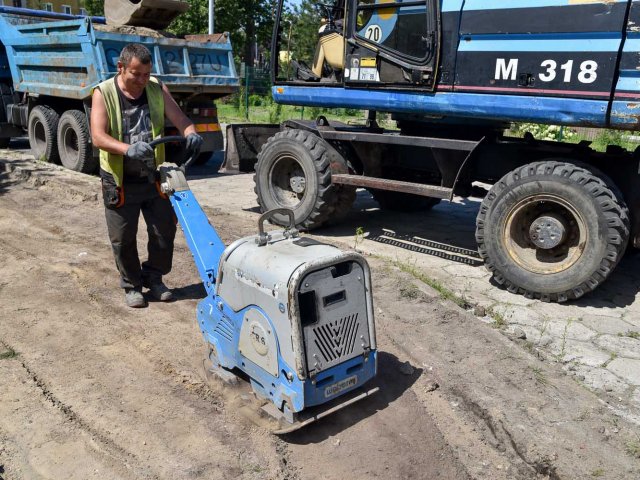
[149,136,197,169]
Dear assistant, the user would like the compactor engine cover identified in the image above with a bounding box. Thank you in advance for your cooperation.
[199,227,377,425]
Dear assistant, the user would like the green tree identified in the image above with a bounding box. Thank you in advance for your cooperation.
[215,0,276,65]
[84,0,104,16]
[287,0,322,65]
[167,0,209,35]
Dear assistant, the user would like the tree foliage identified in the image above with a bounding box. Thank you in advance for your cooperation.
[167,0,209,36]
[214,0,277,66]
[285,0,322,65]
[84,0,104,16]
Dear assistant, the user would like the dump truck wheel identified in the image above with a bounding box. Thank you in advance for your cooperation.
[476,161,629,302]
[28,105,60,164]
[372,191,441,212]
[0,138,10,148]
[57,110,97,173]
[255,129,337,230]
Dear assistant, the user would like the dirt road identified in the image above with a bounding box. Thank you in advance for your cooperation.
[1,149,639,479]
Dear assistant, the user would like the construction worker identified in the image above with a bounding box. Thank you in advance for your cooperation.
[90,43,203,308]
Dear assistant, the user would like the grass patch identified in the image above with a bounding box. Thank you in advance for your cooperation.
[626,438,640,458]
[619,331,640,340]
[601,352,617,368]
[0,345,17,360]
[530,366,549,385]
[591,468,605,478]
[217,101,395,127]
[487,307,507,329]
[353,226,365,250]
[556,319,573,361]
[399,283,420,300]
[393,260,471,309]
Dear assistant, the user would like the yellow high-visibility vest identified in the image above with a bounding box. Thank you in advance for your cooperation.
[96,75,165,186]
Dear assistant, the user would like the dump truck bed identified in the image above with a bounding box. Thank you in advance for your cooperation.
[0,10,238,101]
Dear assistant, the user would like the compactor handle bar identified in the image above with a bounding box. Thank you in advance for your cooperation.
[256,208,298,246]
[149,136,197,169]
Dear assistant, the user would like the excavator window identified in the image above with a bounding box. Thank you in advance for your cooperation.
[272,0,437,88]
[354,0,431,63]
[275,0,346,82]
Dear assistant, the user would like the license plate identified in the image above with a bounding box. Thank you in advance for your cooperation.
[324,375,358,398]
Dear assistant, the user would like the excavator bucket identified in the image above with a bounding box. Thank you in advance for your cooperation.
[219,124,280,174]
[104,0,188,30]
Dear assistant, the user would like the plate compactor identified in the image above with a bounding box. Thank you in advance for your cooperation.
[152,137,378,433]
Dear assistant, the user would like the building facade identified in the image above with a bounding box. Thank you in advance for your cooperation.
[0,0,86,16]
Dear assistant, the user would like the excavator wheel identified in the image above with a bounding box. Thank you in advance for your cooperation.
[476,161,629,302]
[104,0,188,30]
[254,129,350,230]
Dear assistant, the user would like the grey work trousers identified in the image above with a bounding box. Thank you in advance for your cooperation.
[104,182,177,290]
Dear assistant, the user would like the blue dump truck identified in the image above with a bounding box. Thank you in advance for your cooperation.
[223,0,640,302]
[0,5,238,172]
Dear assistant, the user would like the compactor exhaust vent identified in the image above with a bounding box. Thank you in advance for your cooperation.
[312,313,360,363]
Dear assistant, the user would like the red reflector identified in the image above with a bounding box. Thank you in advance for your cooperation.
[195,123,221,132]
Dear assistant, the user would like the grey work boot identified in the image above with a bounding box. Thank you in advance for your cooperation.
[145,281,174,302]
[125,287,147,308]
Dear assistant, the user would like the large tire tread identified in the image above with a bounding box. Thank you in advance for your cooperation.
[28,105,60,164]
[254,129,337,230]
[476,161,629,302]
[57,109,96,173]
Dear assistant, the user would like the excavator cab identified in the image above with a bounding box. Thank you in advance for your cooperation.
[274,0,439,90]
[289,1,346,82]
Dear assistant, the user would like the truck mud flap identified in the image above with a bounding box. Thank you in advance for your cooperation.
[220,123,280,174]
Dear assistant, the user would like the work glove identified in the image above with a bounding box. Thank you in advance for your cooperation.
[126,141,155,163]
[185,132,204,158]
[126,141,156,182]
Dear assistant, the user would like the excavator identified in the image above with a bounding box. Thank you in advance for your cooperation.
[225,0,640,303]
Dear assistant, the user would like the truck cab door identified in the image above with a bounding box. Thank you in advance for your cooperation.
[344,0,439,90]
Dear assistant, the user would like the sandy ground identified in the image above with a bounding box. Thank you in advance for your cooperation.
[1,151,639,480]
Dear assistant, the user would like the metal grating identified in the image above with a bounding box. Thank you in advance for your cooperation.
[311,313,360,363]
[213,314,234,342]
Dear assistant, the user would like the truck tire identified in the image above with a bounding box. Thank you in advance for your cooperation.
[57,110,97,173]
[0,138,10,148]
[254,129,337,229]
[372,191,441,212]
[28,105,60,164]
[476,161,630,302]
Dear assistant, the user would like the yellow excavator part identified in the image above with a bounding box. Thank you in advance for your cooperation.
[312,32,345,77]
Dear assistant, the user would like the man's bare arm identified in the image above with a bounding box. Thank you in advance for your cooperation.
[162,83,197,137]
[90,89,129,156]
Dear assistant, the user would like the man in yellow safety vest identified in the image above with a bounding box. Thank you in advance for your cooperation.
[91,43,203,308]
